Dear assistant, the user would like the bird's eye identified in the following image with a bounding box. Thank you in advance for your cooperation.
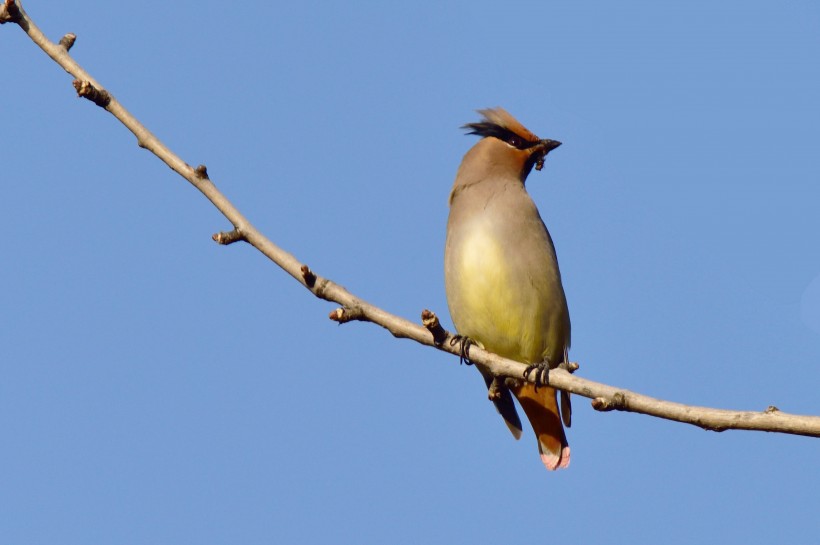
[508,135,521,147]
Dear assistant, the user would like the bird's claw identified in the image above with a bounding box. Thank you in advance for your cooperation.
[450,335,474,366]
[523,360,551,391]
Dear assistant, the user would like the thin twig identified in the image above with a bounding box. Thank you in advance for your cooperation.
[5,0,820,438]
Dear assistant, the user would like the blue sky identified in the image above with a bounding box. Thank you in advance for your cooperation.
[3,1,819,543]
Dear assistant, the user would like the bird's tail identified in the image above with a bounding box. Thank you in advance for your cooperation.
[510,383,570,470]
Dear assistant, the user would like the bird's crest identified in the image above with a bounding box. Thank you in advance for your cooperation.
[463,107,541,148]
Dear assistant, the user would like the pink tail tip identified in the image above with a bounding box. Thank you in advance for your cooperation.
[540,445,571,471]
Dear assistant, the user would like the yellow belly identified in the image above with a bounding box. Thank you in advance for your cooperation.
[450,229,552,364]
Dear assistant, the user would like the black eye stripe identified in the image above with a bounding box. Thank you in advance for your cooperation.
[463,122,539,151]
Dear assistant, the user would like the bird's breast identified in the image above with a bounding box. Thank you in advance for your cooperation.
[445,211,568,364]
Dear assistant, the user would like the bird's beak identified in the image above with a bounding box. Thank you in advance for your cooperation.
[540,139,562,153]
[533,139,562,171]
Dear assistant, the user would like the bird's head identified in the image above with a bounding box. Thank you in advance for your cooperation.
[462,107,561,182]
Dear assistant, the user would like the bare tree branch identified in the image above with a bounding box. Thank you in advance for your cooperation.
[5,0,819,438]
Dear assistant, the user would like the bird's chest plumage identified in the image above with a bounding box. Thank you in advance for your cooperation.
[445,185,568,364]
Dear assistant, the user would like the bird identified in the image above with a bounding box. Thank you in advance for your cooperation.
[444,107,571,470]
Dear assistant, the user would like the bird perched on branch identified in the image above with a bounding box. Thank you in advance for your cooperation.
[444,107,571,470]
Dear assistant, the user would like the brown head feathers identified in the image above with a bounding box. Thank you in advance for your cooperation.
[462,107,543,151]
[462,107,561,173]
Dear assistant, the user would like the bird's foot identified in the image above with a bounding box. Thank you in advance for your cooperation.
[449,335,474,366]
[523,359,552,391]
